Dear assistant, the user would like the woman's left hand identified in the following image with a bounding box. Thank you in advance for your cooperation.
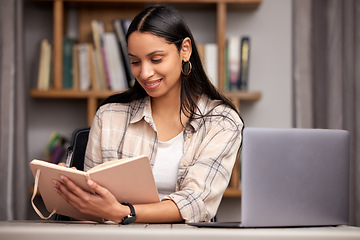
[53,176,126,223]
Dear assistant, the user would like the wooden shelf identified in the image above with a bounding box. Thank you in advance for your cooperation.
[224,90,262,101]
[224,187,242,198]
[35,0,261,5]
[30,89,117,99]
[31,89,261,101]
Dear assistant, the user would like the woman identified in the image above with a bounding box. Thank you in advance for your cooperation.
[53,4,243,224]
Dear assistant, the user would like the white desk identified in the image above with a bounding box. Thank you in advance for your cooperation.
[1,221,360,240]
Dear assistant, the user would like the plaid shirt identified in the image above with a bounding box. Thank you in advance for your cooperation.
[84,95,243,222]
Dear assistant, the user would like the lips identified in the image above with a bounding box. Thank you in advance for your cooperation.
[143,79,162,89]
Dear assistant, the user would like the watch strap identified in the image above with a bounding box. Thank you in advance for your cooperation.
[121,202,136,225]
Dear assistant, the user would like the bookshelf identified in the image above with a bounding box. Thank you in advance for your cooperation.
[31,0,262,198]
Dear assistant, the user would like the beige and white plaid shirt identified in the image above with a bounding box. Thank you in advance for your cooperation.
[84,95,243,222]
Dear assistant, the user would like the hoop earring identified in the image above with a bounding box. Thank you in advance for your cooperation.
[182,61,192,76]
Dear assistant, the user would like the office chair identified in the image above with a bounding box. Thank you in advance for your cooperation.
[54,127,90,221]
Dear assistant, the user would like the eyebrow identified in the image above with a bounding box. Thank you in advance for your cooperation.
[128,50,165,57]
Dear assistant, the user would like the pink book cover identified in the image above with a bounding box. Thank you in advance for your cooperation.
[30,155,159,222]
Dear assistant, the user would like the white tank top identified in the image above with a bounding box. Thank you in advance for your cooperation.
[152,131,184,200]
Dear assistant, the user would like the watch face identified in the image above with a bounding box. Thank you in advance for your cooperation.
[122,215,136,225]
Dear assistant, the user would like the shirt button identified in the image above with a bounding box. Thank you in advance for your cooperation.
[187,134,192,139]
[183,161,189,166]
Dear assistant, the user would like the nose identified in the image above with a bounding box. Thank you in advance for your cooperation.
[139,62,155,80]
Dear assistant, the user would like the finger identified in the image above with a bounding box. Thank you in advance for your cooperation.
[53,180,78,205]
[54,185,87,213]
[87,180,110,198]
[54,178,95,211]
[58,162,66,167]
[58,175,90,200]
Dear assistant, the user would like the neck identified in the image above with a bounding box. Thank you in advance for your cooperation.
[151,93,182,119]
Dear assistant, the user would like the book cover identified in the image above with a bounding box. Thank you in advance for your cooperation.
[91,47,103,90]
[113,19,134,88]
[204,43,218,88]
[78,43,91,91]
[37,39,52,90]
[72,44,79,90]
[239,36,250,91]
[228,36,241,91]
[88,44,99,90]
[102,32,128,91]
[62,37,74,89]
[30,155,159,222]
[91,20,107,90]
[97,21,112,89]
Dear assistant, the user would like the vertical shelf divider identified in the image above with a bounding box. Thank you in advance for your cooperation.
[217,1,226,92]
[53,0,63,90]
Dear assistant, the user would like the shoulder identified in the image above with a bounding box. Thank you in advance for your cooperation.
[201,95,243,126]
[98,98,146,113]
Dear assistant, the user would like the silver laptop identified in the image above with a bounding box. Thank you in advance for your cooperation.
[189,127,350,228]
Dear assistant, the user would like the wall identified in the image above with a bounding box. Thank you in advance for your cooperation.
[24,0,292,221]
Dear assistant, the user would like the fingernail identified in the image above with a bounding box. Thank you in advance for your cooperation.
[53,187,59,193]
[52,180,58,186]
[88,180,94,186]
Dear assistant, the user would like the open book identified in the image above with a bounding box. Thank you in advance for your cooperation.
[30,155,159,222]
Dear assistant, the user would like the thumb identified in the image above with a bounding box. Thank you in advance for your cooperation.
[87,179,107,196]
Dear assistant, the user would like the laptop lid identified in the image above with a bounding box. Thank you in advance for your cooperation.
[240,127,350,227]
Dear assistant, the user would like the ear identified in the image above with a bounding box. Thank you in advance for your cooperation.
[180,37,192,62]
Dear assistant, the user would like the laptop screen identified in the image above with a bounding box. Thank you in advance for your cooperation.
[241,128,350,227]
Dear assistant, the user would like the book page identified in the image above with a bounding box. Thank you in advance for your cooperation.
[87,156,144,173]
[30,159,101,221]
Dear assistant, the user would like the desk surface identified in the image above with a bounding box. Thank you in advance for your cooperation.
[1,221,360,240]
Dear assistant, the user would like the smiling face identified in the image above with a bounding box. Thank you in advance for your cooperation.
[128,32,191,100]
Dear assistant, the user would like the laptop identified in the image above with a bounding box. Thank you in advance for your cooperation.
[189,127,350,228]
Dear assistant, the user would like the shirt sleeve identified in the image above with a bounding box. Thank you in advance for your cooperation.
[84,108,103,172]
[163,110,243,223]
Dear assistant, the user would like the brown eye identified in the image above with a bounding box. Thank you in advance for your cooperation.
[151,58,162,63]
[130,60,141,65]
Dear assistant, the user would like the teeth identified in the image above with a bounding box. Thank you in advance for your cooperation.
[146,79,161,86]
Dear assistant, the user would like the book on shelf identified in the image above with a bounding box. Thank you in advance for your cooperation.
[102,32,128,91]
[37,39,52,90]
[239,36,250,91]
[197,43,218,88]
[62,37,74,89]
[78,43,92,91]
[204,43,218,88]
[225,36,250,91]
[91,46,103,90]
[91,20,107,90]
[228,36,241,91]
[89,45,99,90]
[30,155,160,222]
[96,21,112,89]
[113,18,135,88]
[72,44,80,90]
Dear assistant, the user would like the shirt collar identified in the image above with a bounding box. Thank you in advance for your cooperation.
[129,96,153,125]
[129,95,211,132]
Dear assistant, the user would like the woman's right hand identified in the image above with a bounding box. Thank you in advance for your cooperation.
[57,162,77,170]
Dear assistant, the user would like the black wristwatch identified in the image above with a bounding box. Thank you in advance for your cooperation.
[121,202,136,225]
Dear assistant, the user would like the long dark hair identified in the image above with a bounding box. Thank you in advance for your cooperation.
[100,4,241,124]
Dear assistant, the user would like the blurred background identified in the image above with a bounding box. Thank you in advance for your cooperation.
[0,0,358,226]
